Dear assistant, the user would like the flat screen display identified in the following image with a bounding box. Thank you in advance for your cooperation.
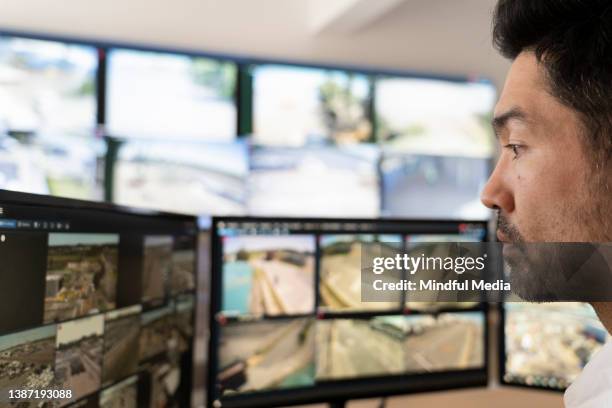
[0,35,100,200]
[252,64,372,146]
[210,217,489,407]
[106,48,237,140]
[114,139,248,215]
[502,302,607,391]
[0,35,97,136]
[248,145,379,217]
[376,77,496,220]
[0,190,198,407]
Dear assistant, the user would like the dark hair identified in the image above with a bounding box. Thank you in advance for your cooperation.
[493,0,612,164]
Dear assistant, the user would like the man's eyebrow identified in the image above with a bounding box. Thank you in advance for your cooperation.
[491,107,528,138]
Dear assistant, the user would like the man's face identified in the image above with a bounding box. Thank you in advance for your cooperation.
[481,51,607,243]
[481,52,612,300]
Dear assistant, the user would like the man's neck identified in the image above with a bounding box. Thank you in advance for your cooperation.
[591,302,612,334]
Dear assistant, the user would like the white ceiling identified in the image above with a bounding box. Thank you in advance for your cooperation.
[0,0,510,88]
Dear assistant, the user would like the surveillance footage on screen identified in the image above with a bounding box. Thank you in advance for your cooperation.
[44,233,119,324]
[222,235,316,317]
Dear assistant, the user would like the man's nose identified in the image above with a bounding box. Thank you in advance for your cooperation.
[481,162,514,213]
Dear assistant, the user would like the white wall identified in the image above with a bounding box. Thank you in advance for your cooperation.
[0,0,510,89]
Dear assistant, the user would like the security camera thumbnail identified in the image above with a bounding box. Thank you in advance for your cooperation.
[222,235,315,316]
[44,234,119,324]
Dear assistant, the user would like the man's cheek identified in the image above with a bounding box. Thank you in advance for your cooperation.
[513,176,550,241]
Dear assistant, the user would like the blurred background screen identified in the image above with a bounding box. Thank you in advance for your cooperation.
[114,138,248,215]
[106,48,237,141]
[252,64,372,147]
[502,302,608,391]
[0,33,499,221]
[247,144,379,217]
[377,78,496,220]
[0,35,100,200]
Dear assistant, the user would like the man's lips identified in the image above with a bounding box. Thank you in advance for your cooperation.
[497,230,508,242]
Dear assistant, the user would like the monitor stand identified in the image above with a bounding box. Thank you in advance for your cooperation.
[329,398,386,408]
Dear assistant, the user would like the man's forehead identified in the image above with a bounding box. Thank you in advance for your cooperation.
[494,52,547,118]
[493,52,585,147]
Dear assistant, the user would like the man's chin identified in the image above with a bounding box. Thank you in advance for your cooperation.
[502,242,523,264]
[508,272,556,301]
[504,244,556,302]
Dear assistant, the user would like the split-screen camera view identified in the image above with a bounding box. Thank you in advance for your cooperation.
[221,233,484,317]
[216,313,484,396]
[216,229,486,398]
[0,231,197,407]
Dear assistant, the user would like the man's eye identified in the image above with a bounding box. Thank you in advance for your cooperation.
[504,144,522,159]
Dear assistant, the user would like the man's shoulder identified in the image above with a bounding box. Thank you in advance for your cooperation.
[565,342,612,408]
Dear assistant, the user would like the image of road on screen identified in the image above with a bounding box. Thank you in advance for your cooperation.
[217,318,316,395]
[222,235,316,317]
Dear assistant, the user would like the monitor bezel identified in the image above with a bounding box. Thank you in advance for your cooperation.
[0,189,196,222]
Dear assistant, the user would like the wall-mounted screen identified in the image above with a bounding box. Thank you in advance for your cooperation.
[107,48,237,140]
[114,139,248,215]
[0,35,100,200]
[252,64,372,146]
[0,35,97,136]
[248,144,379,217]
[376,78,496,220]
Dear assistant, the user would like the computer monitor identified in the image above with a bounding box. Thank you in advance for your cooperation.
[500,302,608,391]
[209,216,490,407]
[0,190,198,407]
